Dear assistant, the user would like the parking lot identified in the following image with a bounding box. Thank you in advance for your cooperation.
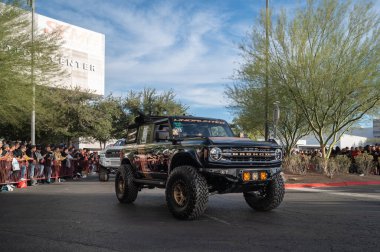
[0,175,379,252]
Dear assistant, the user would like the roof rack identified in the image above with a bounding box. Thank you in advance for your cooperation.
[133,111,166,124]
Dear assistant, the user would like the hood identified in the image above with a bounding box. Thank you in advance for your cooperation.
[207,137,279,148]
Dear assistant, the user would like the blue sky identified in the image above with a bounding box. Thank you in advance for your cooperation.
[36,0,379,123]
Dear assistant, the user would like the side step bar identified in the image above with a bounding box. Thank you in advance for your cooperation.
[134,178,166,186]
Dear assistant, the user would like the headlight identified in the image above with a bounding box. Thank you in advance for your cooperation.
[275,149,282,160]
[209,147,222,161]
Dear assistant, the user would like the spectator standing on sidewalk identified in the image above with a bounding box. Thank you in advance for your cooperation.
[62,147,73,178]
[0,150,4,183]
[7,144,16,181]
[1,144,10,156]
[81,149,90,178]
[44,146,54,183]
[35,145,45,180]
[13,142,21,158]
[89,151,98,174]
[53,146,65,182]
[73,149,84,179]
[19,144,29,180]
[26,145,38,186]
[14,144,27,181]
[370,145,379,175]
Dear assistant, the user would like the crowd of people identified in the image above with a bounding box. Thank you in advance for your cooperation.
[0,140,99,188]
[293,144,380,174]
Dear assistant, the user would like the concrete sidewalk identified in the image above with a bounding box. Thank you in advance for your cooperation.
[284,172,380,188]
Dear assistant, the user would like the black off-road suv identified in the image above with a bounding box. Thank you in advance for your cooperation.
[115,115,285,220]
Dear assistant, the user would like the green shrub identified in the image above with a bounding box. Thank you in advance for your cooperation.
[283,155,310,175]
[310,156,325,174]
[330,155,351,175]
[355,153,376,175]
[325,159,338,178]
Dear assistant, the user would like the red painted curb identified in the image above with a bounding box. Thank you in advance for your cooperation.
[285,180,380,189]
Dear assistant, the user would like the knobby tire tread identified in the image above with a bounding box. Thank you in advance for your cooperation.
[244,173,285,211]
[116,165,138,203]
[166,166,208,220]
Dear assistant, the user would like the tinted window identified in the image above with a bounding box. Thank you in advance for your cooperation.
[114,140,126,146]
[154,121,170,142]
[126,128,138,144]
[171,118,233,138]
[210,125,229,137]
[137,124,154,144]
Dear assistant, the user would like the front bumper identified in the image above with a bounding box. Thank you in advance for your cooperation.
[99,158,121,169]
[199,167,282,193]
[200,167,281,180]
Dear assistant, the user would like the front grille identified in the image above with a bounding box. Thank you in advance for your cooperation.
[221,147,277,162]
[105,150,120,158]
[111,160,120,166]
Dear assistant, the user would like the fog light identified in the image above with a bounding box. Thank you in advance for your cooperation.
[243,171,251,181]
[260,172,268,180]
[252,172,258,181]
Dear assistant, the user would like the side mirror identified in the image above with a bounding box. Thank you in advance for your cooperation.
[156,131,170,141]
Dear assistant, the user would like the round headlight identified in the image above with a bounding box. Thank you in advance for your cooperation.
[209,147,222,161]
[275,149,282,160]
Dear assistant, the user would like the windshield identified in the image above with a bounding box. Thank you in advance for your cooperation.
[171,118,234,138]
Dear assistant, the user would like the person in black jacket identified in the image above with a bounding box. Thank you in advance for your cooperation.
[26,145,37,186]
[73,149,84,179]
[13,142,22,158]
[43,146,54,183]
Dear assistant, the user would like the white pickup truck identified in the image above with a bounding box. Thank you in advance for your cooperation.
[98,139,126,181]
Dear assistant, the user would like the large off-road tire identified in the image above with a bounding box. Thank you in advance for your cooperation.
[99,166,109,182]
[115,165,138,203]
[165,166,209,220]
[244,173,285,211]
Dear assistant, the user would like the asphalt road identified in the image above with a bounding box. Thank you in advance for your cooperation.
[0,175,379,252]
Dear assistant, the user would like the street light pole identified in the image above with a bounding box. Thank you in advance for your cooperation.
[264,0,270,141]
[273,101,280,139]
[29,0,36,145]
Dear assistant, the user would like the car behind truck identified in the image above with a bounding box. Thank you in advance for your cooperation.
[115,115,285,220]
[98,139,126,181]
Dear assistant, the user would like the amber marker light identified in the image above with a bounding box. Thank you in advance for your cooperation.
[243,171,251,181]
[260,172,268,180]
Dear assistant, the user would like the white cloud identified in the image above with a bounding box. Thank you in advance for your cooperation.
[89,5,239,108]
[38,1,247,113]
[176,86,227,108]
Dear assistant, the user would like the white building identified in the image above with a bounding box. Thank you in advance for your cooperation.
[296,121,378,149]
[36,14,106,149]
[374,119,380,138]
[36,14,105,95]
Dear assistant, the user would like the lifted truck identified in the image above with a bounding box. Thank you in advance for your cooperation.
[98,139,126,181]
[115,115,285,220]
